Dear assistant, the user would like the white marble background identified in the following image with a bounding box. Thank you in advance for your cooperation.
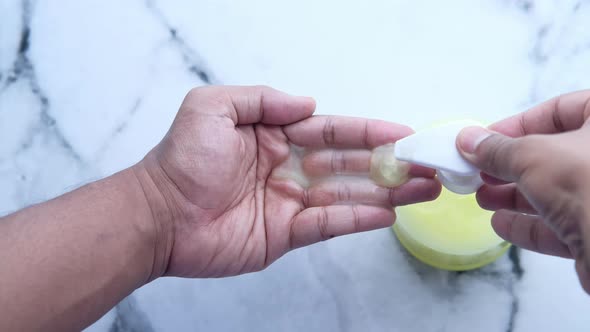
[1,0,590,331]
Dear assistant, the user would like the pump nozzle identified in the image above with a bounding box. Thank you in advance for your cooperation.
[394,120,483,195]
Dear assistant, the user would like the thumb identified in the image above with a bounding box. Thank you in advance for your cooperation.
[194,85,316,126]
[457,126,529,183]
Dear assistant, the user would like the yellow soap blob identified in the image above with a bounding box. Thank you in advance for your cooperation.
[394,188,510,271]
[370,143,410,187]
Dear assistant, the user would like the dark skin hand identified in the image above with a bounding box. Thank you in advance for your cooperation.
[0,85,440,331]
[457,89,590,294]
[139,85,440,278]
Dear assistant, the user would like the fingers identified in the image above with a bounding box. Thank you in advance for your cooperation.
[289,205,395,249]
[302,150,372,176]
[456,126,535,182]
[303,178,441,208]
[301,149,435,178]
[283,116,414,149]
[575,259,590,295]
[480,173,510,186]
[492,210,572,259]
[456,90,590,183]
[476,184,536,214]
[185,85,316,125]
[490,89,590,137]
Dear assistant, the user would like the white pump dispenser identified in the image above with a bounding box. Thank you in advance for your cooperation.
[394,120,483,195]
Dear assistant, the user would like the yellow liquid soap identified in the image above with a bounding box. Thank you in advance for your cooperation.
[394,187,510,271]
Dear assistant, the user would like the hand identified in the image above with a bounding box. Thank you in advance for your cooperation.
[135,85,440,279]
[456,90,590,293]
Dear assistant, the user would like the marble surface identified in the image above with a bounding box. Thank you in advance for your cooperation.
[1,0,590,331]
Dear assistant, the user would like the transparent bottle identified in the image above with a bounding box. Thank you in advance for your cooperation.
[391,120,510,270]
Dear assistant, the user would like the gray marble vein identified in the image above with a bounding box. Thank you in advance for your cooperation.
[3,0,84,164]
[145,0,217,85]
[109,296,155,332]
[506,247,524,332]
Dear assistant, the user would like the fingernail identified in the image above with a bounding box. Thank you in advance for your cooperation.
[457,126,491,154]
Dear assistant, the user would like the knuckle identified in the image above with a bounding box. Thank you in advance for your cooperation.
[551,100,566,132]
[483,135,538,180]
[505,212,517,243]
[252,85,271,102]
[337,183,352,202]
[322,117,337,145]
[362,119,370,147]
[288,221,296,250]
[387,188,398,205]
[480,136,509,175]
[528,221,541,253]
[317,207,332,241]
[331,151,346,173]
[509,137,538,173]
[302,188,311,207]
[351,205,361,233]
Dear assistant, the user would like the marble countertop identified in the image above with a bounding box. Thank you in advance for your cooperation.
[1,0,590,331]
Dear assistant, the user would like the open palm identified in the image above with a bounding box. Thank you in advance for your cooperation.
[143,86,439,278]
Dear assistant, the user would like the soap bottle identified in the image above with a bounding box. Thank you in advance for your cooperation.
[394,119,483,195]
[391,120,510,271]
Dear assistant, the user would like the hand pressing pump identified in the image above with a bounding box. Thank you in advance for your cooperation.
[394,120,483,195]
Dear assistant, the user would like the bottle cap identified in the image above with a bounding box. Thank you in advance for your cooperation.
[394,120,483,194]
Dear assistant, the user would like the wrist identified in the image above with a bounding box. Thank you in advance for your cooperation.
[130,157,178,281]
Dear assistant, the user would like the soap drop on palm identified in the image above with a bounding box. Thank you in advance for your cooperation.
[370,143,410,187]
